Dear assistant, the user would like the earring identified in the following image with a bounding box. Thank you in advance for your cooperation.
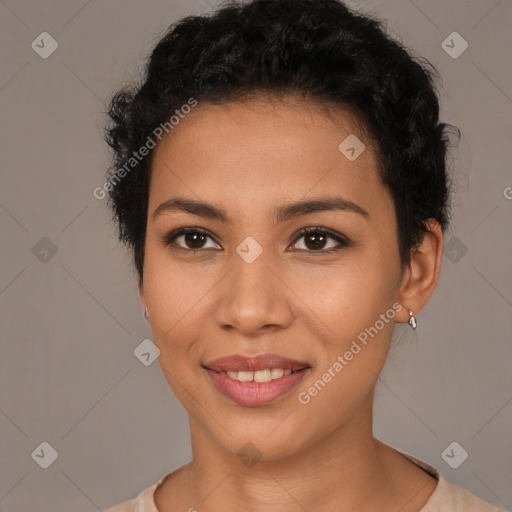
[408,310,417,329]
[144,305,149,321]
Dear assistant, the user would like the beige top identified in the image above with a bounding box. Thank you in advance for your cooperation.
[104,450,504,511]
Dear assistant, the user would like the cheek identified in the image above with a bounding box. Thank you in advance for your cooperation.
[288,250,399,390]
[289,250,398,336]
[142,249,203,360]
[144,240,207,320]
[293,271,397,424]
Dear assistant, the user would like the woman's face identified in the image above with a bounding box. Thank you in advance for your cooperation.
[142,96,406,461]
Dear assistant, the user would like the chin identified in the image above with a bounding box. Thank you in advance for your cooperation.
[204,413,314,463]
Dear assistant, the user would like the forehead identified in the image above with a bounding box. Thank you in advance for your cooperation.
[149,96,391,224]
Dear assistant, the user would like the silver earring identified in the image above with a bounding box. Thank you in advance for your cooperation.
[144,305,149,321]
[408,310,417,329]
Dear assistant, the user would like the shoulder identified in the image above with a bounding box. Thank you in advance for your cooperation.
[400,451,504,511]
[422,477,505,511]
[103,470,174,512]
[390,446,504,512]
[104,497,137,512]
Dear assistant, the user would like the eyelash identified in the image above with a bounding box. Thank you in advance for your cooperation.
[161,226,351,256]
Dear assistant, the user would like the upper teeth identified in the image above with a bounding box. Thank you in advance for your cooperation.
[225,368,293,382]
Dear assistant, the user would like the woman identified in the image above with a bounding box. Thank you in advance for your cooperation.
[103,0,503,510]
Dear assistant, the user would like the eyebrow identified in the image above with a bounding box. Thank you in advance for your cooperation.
[152,196,369,224]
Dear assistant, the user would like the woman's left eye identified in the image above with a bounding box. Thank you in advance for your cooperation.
[162,226,350,254]
[290,227,350,253]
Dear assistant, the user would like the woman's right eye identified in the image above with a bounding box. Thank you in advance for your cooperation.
[163,227,221,252]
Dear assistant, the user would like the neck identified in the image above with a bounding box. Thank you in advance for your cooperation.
[179,399,398,511]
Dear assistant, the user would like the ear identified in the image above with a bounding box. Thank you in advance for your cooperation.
[396,219,444,325]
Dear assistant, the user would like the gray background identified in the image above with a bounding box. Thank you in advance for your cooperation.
[1,0,511,511]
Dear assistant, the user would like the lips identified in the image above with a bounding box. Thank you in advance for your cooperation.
[203,353,311,407]
[203,353,310,373]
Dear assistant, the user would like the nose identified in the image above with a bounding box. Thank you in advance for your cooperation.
[212,248,294,337]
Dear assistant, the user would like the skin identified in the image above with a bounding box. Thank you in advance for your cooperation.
[139,94,444,512]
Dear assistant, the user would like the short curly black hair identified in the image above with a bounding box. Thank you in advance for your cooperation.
[103,0,459,289]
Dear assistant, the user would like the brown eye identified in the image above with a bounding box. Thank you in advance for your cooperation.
[290,227,350,253]
[163,228,221,251]
[180,231,209,249]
